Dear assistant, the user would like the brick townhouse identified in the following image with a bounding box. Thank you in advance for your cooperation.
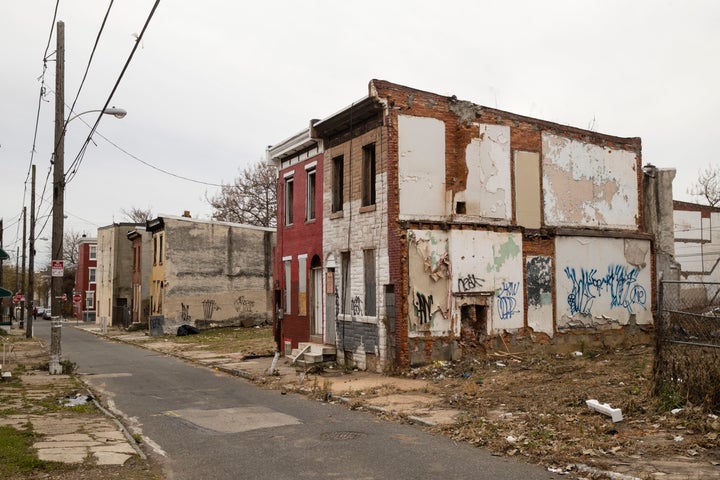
[271,79,656,371]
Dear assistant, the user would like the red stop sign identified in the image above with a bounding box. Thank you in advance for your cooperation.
[73,294,82,303]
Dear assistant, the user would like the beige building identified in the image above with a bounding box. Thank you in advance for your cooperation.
[146,214,275,334]
[96,223,144,327]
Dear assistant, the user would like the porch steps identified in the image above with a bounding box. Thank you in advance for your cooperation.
[288,342,336,367]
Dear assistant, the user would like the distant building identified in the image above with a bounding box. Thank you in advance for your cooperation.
[96,223,144,328]
[73,236,97,322]
[269,79,659,371]
[146,213,275,334]
[126,227,152,324]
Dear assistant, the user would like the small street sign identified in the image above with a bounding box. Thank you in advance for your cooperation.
[51,260,64,277]
[73,294,81,303]
[61,293,67,301]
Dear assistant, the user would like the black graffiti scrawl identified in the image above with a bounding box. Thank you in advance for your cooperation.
[526,256,552,308]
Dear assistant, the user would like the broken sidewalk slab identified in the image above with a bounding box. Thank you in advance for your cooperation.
[586,399,623,422]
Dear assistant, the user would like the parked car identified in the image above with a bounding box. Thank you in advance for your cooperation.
[42,309,52,320]
[35,307,46,318]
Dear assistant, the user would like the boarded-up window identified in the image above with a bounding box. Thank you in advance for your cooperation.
[362,144,376,207]
[332,156,344,213]
[283,258,292,314]
[285,177,294,225]
[364,249,376,316]
[306,169,316,221]
[514,151,541,228]
[341,251,350,313]
[298,255,307,316]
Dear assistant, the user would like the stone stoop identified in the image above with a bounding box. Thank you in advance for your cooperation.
[288,342,336,368]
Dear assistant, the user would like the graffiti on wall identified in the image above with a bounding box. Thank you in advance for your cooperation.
[234,295,255,313]
[526,256,552,307]
[457,273,484,293]
[564,265,647,316]
[496,281,520,320]
[351,296,364,316]
[414,292,434,324]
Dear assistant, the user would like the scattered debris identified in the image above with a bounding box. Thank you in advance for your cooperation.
[60,393,93,407]
[586,399,623,422]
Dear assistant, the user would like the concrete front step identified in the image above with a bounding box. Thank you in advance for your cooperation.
[298,342,336,356]
[289,342,337,366]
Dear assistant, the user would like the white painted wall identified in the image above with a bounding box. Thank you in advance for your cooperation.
[542,133,639,229]
[555,236,652,329]
[674,210,702,241]
[406,229,524,338]
[526,255,554,336]
[398,115,447,220]
[449,230,524,332]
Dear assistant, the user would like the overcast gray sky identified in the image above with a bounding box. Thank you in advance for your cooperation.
[2,1,719,268]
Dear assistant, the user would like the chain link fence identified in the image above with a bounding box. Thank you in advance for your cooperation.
[654,280,720,411]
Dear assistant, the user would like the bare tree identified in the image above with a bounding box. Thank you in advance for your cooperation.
[121,206,154,223]
[63,230,83,266]
[688,165,720,207]
[206,162,277,227]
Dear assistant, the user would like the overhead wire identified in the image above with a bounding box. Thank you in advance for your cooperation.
[62,0,115,178]
[14,1,61,256]
[65,0,162,186]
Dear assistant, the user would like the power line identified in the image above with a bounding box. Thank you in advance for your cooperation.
[65,0,162,186]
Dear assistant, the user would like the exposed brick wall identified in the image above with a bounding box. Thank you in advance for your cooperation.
[369,79,648,366]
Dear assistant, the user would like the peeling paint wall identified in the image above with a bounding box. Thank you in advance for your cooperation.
[542,133,639,229]
[526,256,553,335]
[407,230,451,337]
[555,236,652,330]
[449,230,524,332]
[456,124,512,220]
[398,115,446,220]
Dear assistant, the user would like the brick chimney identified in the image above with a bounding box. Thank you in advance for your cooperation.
[182,210,191,218]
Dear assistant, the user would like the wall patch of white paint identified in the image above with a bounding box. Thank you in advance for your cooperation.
[460,124,511,220]
[407,230,451,337]
[556,236,652,329]
[449,230,524,332]
[542,133,638,229]
[398,115,446,220]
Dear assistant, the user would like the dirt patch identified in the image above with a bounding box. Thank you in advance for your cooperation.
[405,344,720,478]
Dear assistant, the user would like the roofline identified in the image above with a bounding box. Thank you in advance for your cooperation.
[147,214,276,233]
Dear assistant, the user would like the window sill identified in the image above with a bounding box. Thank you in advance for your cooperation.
[359,204,376,214]
[330,211,344,220]
[305,218,316,225]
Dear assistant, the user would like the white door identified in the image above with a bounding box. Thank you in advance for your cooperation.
[313,268,323,338]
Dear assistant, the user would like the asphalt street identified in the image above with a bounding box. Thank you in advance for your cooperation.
[33,321,562,480]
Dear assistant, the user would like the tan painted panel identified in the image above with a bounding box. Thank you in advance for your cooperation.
[514,151,541,228]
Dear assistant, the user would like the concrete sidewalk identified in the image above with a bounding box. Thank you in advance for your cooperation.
[0,324,143,467]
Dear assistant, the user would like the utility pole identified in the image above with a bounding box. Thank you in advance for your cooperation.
[20,207,26,329]
[49,20,65,375]
[51,20,65,320]
[14,247,18,320]
[26,165,36,338]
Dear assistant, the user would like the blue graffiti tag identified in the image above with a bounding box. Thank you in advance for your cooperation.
[564,265,647,315]
[497,281,520,320]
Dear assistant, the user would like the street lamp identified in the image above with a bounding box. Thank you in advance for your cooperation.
[66,106,127,123]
